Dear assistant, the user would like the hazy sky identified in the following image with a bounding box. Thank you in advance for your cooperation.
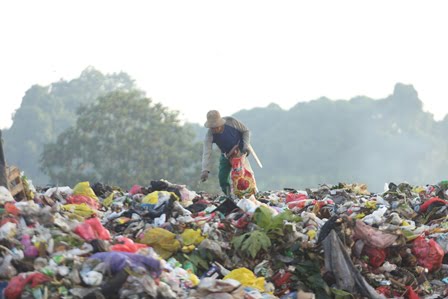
[1,0,447,129]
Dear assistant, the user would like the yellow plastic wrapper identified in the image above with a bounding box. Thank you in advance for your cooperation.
[141,191,179,204]
[181,229,205,246]
[307,230,316,240]
[188,271,200,287]
[102,191,116,208]
[365,201,377,209]
[62,203,96,218]
[224,268,265,291]
[413,186,426,194]
[139,228,181,259]
[355,213,366,219]
[73,182,99,201]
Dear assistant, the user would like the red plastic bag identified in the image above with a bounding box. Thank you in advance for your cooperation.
[230,155,257,198]
[110,237,148,253]
[66,194,100,209]
[4,202,20,216]
[285,193,308,203]
[5,272,51,299]
[74,217,111,241]
[362,246,386,268]
[412,236,444,272]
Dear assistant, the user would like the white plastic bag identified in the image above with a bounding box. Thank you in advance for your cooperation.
[0,186,14,204]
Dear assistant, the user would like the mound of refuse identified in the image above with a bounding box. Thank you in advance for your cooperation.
[1,179,448,299]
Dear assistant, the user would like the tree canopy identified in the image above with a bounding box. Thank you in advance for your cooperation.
[40,90,208,189]
[3,67,136,184]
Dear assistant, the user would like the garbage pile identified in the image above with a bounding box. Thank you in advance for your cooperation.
[2,179,448,298]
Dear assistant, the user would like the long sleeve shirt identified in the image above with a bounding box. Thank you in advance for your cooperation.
[201,116,250,173]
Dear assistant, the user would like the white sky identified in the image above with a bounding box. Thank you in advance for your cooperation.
[1,0,448,129]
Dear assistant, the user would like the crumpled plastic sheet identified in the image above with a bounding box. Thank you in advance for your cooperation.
[323,230,386,299]
[353,220,398,248]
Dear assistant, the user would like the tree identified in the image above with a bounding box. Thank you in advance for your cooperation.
[3,67,136,185]
[41,90,206,190]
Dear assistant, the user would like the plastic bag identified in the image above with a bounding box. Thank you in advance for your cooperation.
[230,155,257,198]
[129,184,142,195]
[177,185,197,206]
[4,202,20,216]
[0,222,17,239]
[90,252,161,275]
[0,186,14,204]
[362,246,386,268]
[139,228,181,259]
[74,217,111,241]
[110,237,148,253]
[44,186,73,198]
[362,206,387,225]
[21,235,39,258]
[223,267,265,291]
[62,203,96,218]
[5,272,51,299]
[181,229,205,246]
[66,194,100,209]
[353,220,398,248]
[412,236,444,272]
[141,190,177,207]
[102,191,116,208]
[72,181,98,201]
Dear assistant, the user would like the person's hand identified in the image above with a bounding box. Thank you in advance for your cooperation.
[242,146,250,156]
[200,170,209,182]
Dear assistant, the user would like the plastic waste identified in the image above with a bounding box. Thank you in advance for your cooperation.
[230,155,257,198]
[0,186,14,203]
[74,217,111,241]
[139,227,181,259]
[223,268,265,292]
[412,236,444,272]
[72,181,99,201]
[110,236,148,253]
[4,272,51,299]
[66,194,100,209]
[362,206,388,225]
[353,220,398,248]
[89,251,161,275]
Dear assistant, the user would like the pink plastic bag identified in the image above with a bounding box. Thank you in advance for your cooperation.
[66,194,100,209]
[129,184,142,195]
[74,217,111,241]
[286,193,308,203]
[353,220,398,248]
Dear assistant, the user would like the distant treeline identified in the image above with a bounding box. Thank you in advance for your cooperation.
[3,67,447,193]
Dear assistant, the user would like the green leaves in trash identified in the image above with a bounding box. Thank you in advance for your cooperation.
[295,260,331,298]
[331,288,354,299]
[253,206,301,238]
[232,230,272,258]
[231,207,301,258]
[182,252,209,272]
